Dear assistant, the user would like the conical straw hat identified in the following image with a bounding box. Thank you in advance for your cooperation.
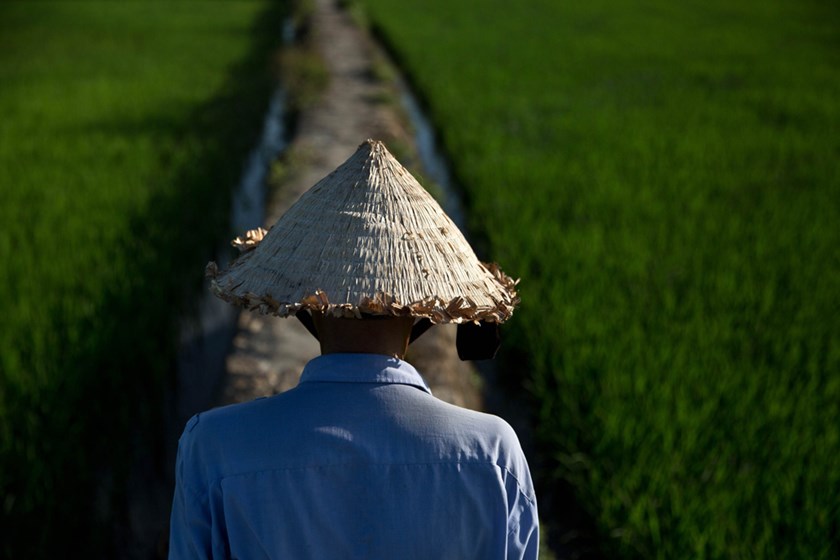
[206,139,519,324]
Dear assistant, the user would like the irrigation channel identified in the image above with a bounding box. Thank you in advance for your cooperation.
[173,17,293,433]
[398,80,466,230]
[174,70,289,439]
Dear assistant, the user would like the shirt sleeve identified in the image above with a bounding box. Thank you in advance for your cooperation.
[168,417,214,560]
[506,480,540,560]
[494,417,540,559]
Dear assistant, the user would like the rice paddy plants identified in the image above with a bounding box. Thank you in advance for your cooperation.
[0,1,284,556]
[361,0,840,557]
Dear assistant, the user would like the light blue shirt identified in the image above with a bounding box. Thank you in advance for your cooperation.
[169,353,539,559]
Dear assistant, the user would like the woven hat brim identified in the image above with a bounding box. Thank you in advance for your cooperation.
[207,253,518,324]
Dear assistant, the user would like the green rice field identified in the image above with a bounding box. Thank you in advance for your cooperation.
[361,0,839,557]
[0,1,283,556]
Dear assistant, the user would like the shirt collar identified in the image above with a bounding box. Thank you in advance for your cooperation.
[299,353,432,394]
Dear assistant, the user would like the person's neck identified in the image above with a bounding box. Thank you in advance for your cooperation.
[313,314,413,359]
[320,346,405,359]
[319,335,407,359]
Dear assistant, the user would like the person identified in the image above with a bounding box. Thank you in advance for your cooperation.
[168,139,539,559]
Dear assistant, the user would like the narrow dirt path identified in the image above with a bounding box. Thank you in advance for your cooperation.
[220,0,483,409]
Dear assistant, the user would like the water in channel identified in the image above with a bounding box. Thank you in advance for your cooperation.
[397,80,466,231]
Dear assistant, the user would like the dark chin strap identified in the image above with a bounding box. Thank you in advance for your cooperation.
[415,318,502,361]
[295,310,319,340]
[456,321,501,361]
[409,318,433,343]
[296,311,500,361]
